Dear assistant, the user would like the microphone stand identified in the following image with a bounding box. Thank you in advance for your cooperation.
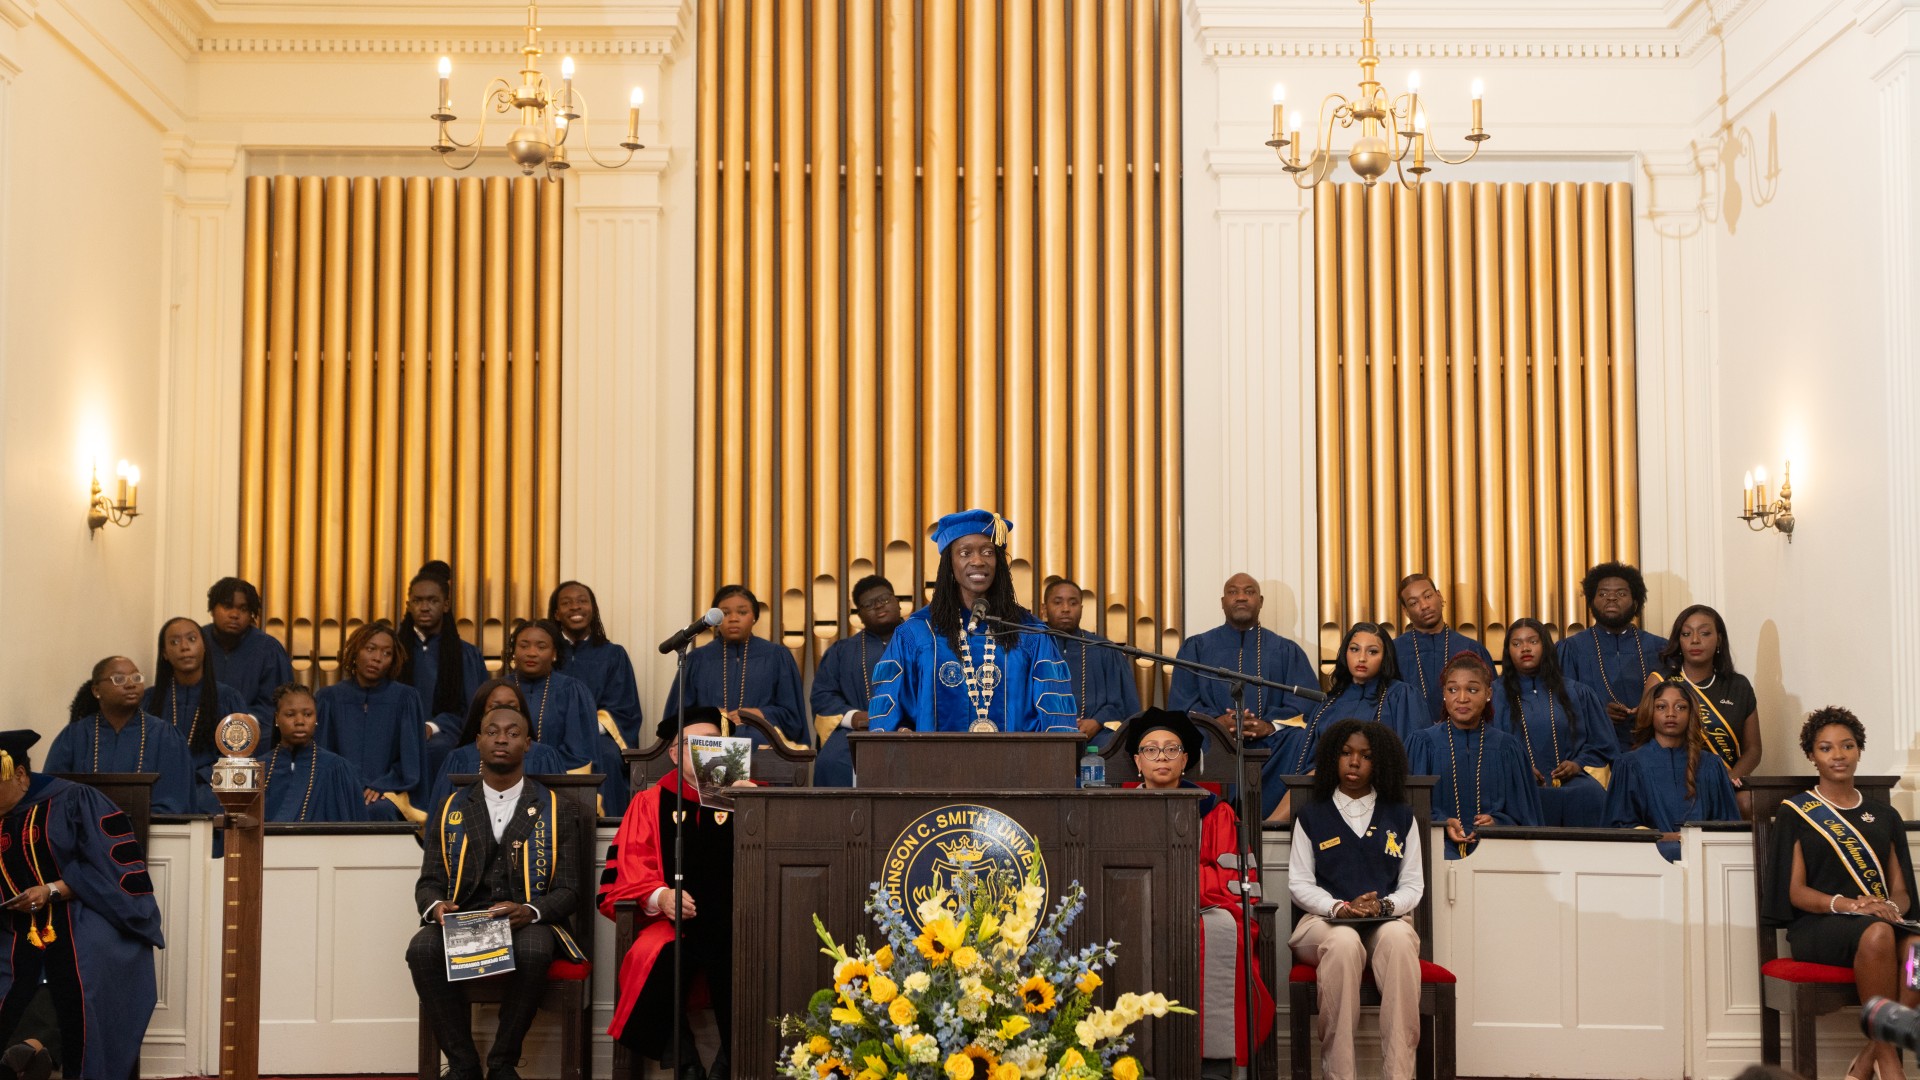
[669,639,692,1080]
[972,612,1324,1080]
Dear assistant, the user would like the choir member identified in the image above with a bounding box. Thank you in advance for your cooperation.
[663,585,810,746]
[423,679,569,816]
[1557,561,1667,749]
[201,577,294,723]
[1288,720,1424,1080]
[47,656,203,814]
[1043,577,1142,745]
[507,618,602,771]
[550,581,643,815]
[1604,679,1739,861]
[315,621,427,822]
[866,511,1077,733]
[1647,604,1761,805]
[1762,707,1918,1080]
[1392,574,1493,718]
[262,683,366,824]
[1407,653,1540,859]
[0,730,163,1080]
[809,574,904,787]
[1125,709,1271,1078]
[601,707,751,1080]
[1261,622,1424,821]
[1167,574,1321,750]
[1492,619,1614,828]
[398,562,487,782]
[145,616,248,788]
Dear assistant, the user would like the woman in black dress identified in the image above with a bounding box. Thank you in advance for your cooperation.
[1763,707,1919,1080]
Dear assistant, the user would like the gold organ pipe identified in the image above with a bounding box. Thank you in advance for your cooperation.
[373,179,404,619]
[1552,183,1587,630]
[1526,183,1561,628]
[963,0,1000,516]
[844,0,879,592]
[317,176,349,665]
[779,0,810,663]
[1099,0,1130,642]
[1036,0,1069,600]
[1337,184,1369,632]
[344,179,376,635]
[1364,182,1397,624]
[881,0,918,601]
[537,175,563,609]
[509,179,538,616]
[291,176,324,667]
[1417,180,1451,613]
[402,181,437,592]
[452,180,482,633]
[1607,183,1642,564]
[1004,0,1037,603]
[813,0,848,643]
[1391,186,1424,594]
[481,180,510,638]
[1069,0,1100,601]
[1498,184,1533,624]
[720,0,749,590]
[923,0,960,585]
[1158,0,1184,672]
[431,180,461,588]
[1579,182,1613,566]
[694,0,721,604]
[1472,182,1506,640]
[263,177,298,643]
[1444,183,1478,634]
[749,0,777,631]
[1313,183,1343,659]
[1129,0,1158,653]
[239,178,269,588]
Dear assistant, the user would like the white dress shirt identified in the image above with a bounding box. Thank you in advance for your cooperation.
[1287,790,1426,919]
[484,778,525,841]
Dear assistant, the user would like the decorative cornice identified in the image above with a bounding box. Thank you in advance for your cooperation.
[127,0,199,54]
[1204,39,1686,61]
[195,34,675,55]
[0,0,37,32]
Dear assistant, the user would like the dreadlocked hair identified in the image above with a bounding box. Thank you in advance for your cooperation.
[400,563,471,719]
[152,616,223,755]
[1633,679,1703,800]
[1499,618,1581,740]
[456,677,530,747]
[1309,718,1409,805]
[547,581,609,648]
[926,543,1026,654]
[68,656,129,724]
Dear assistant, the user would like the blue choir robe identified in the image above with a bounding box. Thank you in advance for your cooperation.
[664,635,810,746]
[1058,629,1143,746]
[424,741,571,818]
[1257,678,1425,818]
[1490,676,1614,828]
[401,625,488,781]
[559,637,644,816]
[1605,740,1740,862]
[260,741,368,823]
[0,776,163,1080]
[1557,625,1667,747]
[1394,628,1493,722]
[143,677,248,787]
[809,628,896,787]
[1406,723,1542,860]
[315,678,427,822]
[866,610,1078,734]
[45,711,207,815]
[201,624,295,723]
[1166,625,1320,724]
[510,669,602,771]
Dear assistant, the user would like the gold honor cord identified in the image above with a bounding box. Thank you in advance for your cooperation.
[1446,725,1486,860]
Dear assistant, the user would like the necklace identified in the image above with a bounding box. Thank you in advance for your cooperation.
[1814,784,1865,811]
[1514,681,1563,787]
[958,616,1000,731]
[1293,683,1388,771]
[1446,723,1485,857]
[1592,627,1648,706]
[722,641,749,712]
[1412,628,1452,704]
[1079,636,1089,714]
[513,672,552,741]
[265,742,319,822]
[1236,627,1267,718]
[93,712,149,773]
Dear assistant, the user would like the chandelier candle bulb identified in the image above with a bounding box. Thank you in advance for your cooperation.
[1288,113,1303,166]
[1743,470,1755,514]
[560,56,574,112]
[1471,79,1484,134]
[626,86,643,144]
[114,460,129,508]
[125,465,139,513]
[436,56,452,115]
[1271,84,1286,145]
[1755,466,1769,510]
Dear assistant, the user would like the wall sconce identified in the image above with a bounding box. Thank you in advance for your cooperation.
[88,460,140,534]
[1739,462,1793,542]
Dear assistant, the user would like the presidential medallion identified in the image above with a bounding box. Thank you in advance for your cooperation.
[938,661,965,688]
[977,662,1004,691]
[968,717,997,733]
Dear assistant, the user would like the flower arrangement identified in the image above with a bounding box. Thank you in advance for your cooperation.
[778,870,1190,1080]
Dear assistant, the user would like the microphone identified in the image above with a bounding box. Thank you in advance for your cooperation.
[971,599,990,622]
[1864,997,1920,1052]
[657,608,723,655]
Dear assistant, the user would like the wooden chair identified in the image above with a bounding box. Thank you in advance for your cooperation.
[1277,776,1454,1080]
[417,773,602,1080]
[1100,715,1283,1077]
[1747,773,1899,1079]
[58,772,157,850]
[621,710,817,791]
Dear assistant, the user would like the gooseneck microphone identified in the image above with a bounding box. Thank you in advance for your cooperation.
[657,608,723,654]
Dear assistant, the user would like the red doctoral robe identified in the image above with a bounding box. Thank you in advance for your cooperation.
[1196,787,1276,1064]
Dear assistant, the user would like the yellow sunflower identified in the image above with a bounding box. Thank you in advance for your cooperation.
[1018,975,1057,1014]
[816,1056,853,1079]
[1111,1056,1142,1080]
[835,958,875,992]
[915,916,965,965]
[943,1045,998,1079]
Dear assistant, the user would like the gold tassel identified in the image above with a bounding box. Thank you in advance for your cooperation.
[25,918,41,949]
[36,909,53,946]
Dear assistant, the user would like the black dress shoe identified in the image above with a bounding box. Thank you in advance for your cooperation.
[707,1051,730,1080]
[660,1057,706,1080]
[484,1068,522,1080]
[0,1044,52,1080]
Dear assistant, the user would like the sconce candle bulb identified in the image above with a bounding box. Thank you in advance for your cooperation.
[88,458,140,534]
[1738,461,1794,541]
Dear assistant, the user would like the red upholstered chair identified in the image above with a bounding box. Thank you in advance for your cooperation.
[1278,775,1454,1080]
[418,773,602,1080]
[1747,774,1899,1079]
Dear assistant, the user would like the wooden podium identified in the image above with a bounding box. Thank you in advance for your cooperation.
[730,735,1202,1079]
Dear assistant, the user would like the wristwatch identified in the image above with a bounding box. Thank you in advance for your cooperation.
[1379,898,1395,918]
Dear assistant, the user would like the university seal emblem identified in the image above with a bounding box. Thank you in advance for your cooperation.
[882,804,1046,931]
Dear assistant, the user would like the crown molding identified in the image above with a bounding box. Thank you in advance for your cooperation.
[194,33,676,56]
[145,0,691,57]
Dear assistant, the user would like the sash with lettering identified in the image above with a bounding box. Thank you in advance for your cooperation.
[1786,790,1888,901]
[437,788,587,963]
[1687,681,1742,766]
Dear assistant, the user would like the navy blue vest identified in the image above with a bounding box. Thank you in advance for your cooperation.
[1294,798,1417,903]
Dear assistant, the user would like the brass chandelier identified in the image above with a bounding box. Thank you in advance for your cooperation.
[431,4,644,180]
[1265,0,1489,188]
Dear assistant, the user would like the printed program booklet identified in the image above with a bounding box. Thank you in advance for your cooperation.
[442,909,516,981]
[688,734,752,810]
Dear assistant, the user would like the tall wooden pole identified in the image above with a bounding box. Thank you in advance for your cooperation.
[211,715,266,1080]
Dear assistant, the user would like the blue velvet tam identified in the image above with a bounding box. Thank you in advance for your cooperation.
[928,509,1013,553]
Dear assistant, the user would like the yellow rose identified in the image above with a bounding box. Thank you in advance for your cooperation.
[992,1066,1022,1080]
[869,975,899,1003]
[1112,1057,1141,1080]
[875,945,895,971]
[1075,972,1102,996]
[953,945,981,971]
[1057,1048,1086,1072]
[888,996,918,1027]
[809,1036,832,1056]
[998,1015,1031,1040]
[945,1052,976,1080]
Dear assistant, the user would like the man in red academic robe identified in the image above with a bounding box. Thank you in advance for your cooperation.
[599,706,753,1080]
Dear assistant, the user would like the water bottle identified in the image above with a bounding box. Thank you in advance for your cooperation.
[1078,746,1106,788]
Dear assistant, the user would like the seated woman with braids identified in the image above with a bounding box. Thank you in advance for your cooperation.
[1603,678,1740,861]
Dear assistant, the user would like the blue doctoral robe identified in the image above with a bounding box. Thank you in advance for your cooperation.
[866,610,1077,734]
[1258,678,1425,817]
[558,636,644,816]
[259,740,368,823]
[809,628,896,787]
[143,677,248,788]
[1057,629,1143,743]
[1394,628,1493,721]
[0,776,163,1080]
[664,635,810,746]
[510,669,602,771]
[424,742,571,818]
[1490,675,1614,828]
[315,678,427,822]
[1558,625,1667,747]
[1406,723,1542,860]
[1605,740,1740,862]
[45,711,207,815]
[200,624,295,723]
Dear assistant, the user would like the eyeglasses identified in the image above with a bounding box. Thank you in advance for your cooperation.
[1136,746,1187,761]
[99,673,147,687]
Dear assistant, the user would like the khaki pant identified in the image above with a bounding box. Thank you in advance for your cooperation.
[1288,913,1420,1080]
